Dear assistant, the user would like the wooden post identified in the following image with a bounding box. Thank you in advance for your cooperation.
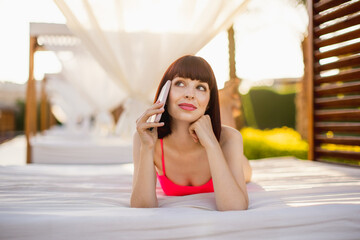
[306,0,314,160]
[296,37,309,142]
[228,25,237,81]
[218,25,245,129]
[25,36,38,164]
[49,105,56,128]
[40,77,49,132]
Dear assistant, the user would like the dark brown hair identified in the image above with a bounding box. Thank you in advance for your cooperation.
[155,55,221,141]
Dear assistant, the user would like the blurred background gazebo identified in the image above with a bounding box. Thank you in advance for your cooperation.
[0,0,359,166]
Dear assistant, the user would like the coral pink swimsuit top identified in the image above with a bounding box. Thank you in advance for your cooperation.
[156,139,214,196]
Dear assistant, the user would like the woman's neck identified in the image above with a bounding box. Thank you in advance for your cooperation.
[166,120,200,151]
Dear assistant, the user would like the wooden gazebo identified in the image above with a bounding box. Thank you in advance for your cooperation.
[25,23,77,163]
[25,0,360,165]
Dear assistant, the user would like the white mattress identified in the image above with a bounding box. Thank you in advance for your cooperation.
[31,133,132,164]
[0,158,359,239]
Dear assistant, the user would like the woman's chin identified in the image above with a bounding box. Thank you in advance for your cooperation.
[172,114,202,123]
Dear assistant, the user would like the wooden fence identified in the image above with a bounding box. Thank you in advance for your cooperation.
[308,0,360,165]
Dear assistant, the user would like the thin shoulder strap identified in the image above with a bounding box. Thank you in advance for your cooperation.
[160,139,166,175]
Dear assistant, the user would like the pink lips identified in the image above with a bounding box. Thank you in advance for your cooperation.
[178,103,197,111]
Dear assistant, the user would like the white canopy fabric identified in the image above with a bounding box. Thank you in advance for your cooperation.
[46,74,117,136]
[45,74,94,130]
[35,23,125,135]
[55,47,125,134]
[55,47,125,113]
[54,0,250,140]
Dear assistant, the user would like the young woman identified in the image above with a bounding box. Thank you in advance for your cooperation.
[131,55,252,211]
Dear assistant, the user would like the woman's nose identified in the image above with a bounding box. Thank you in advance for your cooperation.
[185,88,195,99]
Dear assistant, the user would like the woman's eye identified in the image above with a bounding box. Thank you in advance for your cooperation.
[197,85,207,91]
[175,81,185,87]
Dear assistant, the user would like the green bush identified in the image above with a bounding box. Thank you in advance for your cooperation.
[15,99,25,131]
[240,127,308,160]
[241,87,296,129]
[14,99,60,132]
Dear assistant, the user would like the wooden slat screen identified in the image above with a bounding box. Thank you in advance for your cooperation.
[309,0,360,166]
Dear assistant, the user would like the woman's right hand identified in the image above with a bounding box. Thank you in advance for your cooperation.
[135,101,165,147]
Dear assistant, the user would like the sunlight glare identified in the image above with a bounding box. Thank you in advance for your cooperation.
[197,31,229,89]
[34,51,62,80]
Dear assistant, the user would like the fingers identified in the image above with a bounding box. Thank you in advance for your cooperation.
[137,121,164,132]
[191,132,199,143]
[135,102,166,134]
[188,126,199,143]
[136,102,164,124]
[188,115,212,144]
[145,122,165,131]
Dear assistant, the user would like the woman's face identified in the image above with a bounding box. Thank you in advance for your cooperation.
[167,77,210,122]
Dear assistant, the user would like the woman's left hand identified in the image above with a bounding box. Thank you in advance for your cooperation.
[188,115,218,148]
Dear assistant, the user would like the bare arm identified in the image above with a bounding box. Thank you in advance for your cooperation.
[242,154,252,183]
[130,102,165,208]
[207,134,249,211]
[130,133,158,208]
[189,117,250,211]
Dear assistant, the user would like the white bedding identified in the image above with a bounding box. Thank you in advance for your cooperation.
[0,158,359,239]
[31,133,132,164]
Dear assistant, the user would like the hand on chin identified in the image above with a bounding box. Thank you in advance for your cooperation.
[188,115,215,147]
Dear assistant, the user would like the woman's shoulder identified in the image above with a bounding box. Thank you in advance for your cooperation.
[221,125,243,138]
[219,125,243,151]
[220,125,243,145]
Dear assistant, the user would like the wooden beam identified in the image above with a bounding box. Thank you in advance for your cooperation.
[314,41,360,59]
[25,36,38,164]
[315,135,360,145]
[314,13,360,37]
[315,147,360,160]
[307,0,315,160]
[314,81,360,96]
[315,122,360,133]
[30,22,73,36]
[315,109,360,121]
[314,28,360,48]
[50,108,57,128]
[228,25,236,80]
[314,68,360,85]
[315,95,360,108]
[314,0,351,13]
[40,77,49,132]
[314,54,360,72]
[314,1,360,25]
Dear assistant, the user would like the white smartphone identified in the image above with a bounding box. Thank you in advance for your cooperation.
[147,80,171,123]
